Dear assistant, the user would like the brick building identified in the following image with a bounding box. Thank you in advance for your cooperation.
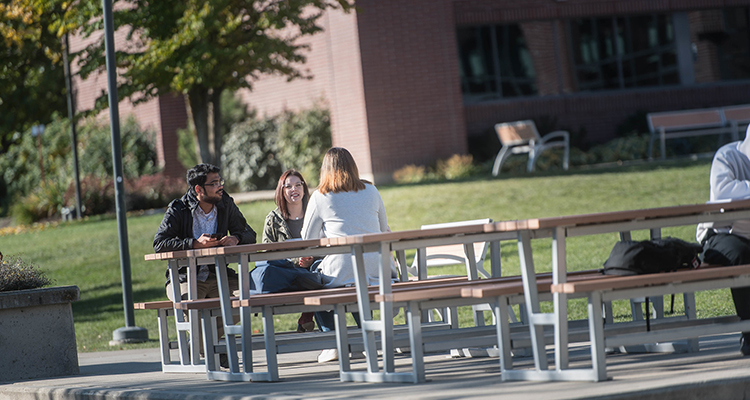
[73,1,750,183]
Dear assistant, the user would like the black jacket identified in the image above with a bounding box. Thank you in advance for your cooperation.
[153,190,257,284]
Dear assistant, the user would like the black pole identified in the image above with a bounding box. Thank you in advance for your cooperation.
[102,0,147,344]
[62,33,82,220]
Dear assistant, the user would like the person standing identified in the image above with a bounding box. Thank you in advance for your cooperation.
[301,147,394,362]
[698,128,750,356]
[153,163,257,362]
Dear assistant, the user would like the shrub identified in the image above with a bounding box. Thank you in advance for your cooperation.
[392,164,428,184]
[63,175,114,217]
[0,114,71,200]
[585,134,650,164]
[435,154,477,180]
[76,116,157,179]
[0,255,53,292]
[11,178,69,225]
[221,117,283,192]
[275,104,332,187]
[125,174,186,211]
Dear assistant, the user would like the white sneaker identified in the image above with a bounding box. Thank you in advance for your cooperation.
[317,348,338,363]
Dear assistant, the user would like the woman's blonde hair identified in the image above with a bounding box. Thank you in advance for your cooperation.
[318,147,366,194]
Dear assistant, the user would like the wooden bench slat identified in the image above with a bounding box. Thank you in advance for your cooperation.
[134,300,174,310]
[551,264,750,294]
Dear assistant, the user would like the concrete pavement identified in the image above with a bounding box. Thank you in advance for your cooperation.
[2,333,750,399]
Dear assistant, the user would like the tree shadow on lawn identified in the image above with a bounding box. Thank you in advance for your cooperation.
[72,286,166,323]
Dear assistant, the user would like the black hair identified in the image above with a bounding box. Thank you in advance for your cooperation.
[186,163,221,195]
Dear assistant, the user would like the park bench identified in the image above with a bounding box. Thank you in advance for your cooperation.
[547,264,750,381]
[302,270,603,383]
[647,104,750,160]
[134,300,207,373]
[171,276,470,381]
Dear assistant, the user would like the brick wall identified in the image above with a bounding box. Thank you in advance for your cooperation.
[355,0,467,182]
[67,0,750,184]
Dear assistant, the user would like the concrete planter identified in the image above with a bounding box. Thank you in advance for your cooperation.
[0,285,80,381]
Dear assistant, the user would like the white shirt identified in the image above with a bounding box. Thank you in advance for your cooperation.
[301,183,393,288]
[192,205,217,239]
[697,132,750,242]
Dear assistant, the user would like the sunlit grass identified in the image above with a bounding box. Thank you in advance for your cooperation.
[0,158,729,352]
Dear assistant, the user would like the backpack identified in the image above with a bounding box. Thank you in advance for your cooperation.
[601,237,703,276]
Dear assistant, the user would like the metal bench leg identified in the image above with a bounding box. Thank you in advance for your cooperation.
[406,300,425,383]
[588,291,608,382]
[334,303,351,377]
[157,307,172,368]
[494,296,513,376]
[684,292,699,352]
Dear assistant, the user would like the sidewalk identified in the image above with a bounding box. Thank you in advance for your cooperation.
[2,334,750,400]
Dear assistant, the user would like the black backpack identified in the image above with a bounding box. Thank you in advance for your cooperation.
[601,237,703,276]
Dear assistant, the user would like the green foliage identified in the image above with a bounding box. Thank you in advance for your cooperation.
[435,154,477,180]
[220,89,255,136]
[584,134,651,164]
[176,127,200,170]
[0,114,71,198]
[76,116,157,179]
[221,116,282,191]
[0,255,53,292]
[63,0,352,166]
[0,1,68,153]
[1,114,159,222]
[220,102,332,190]
[125,174,186,211]
[63,175,114,217]
[11,178,68,225]
[393,154,477,183]
[275,105,332,186]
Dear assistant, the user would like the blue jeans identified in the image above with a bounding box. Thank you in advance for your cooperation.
[314,310,362,332]
[249,259,326,294]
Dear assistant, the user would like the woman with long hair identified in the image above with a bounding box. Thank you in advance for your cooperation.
[301,147,393,362]
[261,169,317,332]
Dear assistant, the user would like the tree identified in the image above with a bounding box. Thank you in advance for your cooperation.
[66,0,351,167]
[0,0,68,154]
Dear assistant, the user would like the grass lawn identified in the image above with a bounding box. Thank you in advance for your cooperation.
[0,158,727,352]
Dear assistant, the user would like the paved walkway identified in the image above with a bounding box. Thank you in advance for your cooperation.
[2,334,750,400]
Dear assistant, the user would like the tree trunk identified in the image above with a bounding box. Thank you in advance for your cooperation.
[188,87,212,165]
[212,88,223,169]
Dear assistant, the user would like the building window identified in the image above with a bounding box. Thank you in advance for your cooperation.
[568,14,679,91]
[718,7,750,80]
[457,24,537,101]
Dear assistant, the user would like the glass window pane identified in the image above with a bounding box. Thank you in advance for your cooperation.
[569,13,678,91]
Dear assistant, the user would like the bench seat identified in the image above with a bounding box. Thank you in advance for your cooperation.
[547,264,750,381]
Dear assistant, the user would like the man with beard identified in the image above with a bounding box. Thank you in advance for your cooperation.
[153,163,256,363]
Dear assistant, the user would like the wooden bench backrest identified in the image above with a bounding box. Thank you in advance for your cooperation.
[647,109,725,133]
[723,104,750,123]
[494,120,540,146]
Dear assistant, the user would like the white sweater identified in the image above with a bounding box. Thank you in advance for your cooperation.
[696,137,750,242]
[301,183,391,288]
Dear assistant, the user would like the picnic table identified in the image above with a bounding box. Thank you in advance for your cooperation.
[502,198,750,381]
[143,198,750,384]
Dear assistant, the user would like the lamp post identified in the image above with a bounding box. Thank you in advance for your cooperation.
[62,33,82,220]
[102,0,148,344]
[30,124,45,183]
